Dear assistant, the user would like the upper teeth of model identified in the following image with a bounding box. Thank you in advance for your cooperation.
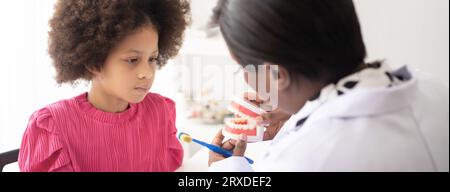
[226,105,255,130]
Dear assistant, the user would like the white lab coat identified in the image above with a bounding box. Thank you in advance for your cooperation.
[210,66,449,172]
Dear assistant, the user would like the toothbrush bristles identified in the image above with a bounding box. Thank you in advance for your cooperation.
[178,132,193,143]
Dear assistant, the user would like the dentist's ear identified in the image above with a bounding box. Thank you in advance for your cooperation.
[277,66,291,91]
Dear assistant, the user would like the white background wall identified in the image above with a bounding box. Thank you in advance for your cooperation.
[354,0,449,85]
[0,0,448,153]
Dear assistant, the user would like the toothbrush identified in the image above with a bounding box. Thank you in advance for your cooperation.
[178,132,254,164]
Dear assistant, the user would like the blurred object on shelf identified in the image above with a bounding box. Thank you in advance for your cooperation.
[188,99,232,124]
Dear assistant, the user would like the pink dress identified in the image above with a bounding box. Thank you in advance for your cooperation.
[18,92,183,172]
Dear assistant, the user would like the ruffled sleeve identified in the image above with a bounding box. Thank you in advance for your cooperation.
[18,108,73,172]
[164,98,184,171]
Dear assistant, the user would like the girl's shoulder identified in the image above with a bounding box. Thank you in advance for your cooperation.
[26,107,55,134]
[21,102,73,171]
[44,95,80,116]
[141,92,176,116]
[142,92,176,108]
[29,94,83,129]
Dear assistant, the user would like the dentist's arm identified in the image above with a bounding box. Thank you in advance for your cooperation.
[208,130,254,172]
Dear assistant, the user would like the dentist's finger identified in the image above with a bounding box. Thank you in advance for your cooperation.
[221,139,236,151]
[233,134,247,156]
[211,129,225,147]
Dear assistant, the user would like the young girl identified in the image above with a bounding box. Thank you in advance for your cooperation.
[18,0,190,172]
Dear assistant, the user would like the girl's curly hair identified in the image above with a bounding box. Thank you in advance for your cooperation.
[49,0,191,84]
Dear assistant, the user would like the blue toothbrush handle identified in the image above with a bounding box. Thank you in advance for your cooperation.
[193,139,254,164]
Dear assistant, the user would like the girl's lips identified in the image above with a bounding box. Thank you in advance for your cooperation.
[134,87,150,92]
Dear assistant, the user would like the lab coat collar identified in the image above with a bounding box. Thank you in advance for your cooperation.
[317,66,417,118]
[293,65,417,121]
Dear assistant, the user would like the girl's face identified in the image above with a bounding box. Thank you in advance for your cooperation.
[94,26,159,104]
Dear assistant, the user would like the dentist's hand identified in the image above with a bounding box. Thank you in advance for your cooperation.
[258,109,291,140]
[208,129,247,167]
[244,92,291,141]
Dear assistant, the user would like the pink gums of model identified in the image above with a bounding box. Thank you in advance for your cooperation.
[223,97,266,142]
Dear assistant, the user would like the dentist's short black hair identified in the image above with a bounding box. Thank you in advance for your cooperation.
[211,0,368,83]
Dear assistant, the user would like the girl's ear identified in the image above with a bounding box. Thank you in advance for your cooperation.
[277,65,291,91]
[86,65,101,77]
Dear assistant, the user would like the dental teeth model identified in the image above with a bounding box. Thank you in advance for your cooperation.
[223,97,266,142]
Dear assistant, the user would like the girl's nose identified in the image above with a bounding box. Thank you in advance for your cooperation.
[137,62,155,80]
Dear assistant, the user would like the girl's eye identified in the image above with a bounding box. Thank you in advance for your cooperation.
[148,57,158,64]
[127,58,139,65]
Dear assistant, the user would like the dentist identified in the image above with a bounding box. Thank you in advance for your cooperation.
[208,0,449,172]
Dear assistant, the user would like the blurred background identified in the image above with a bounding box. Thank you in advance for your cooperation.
[0,0,449,164]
